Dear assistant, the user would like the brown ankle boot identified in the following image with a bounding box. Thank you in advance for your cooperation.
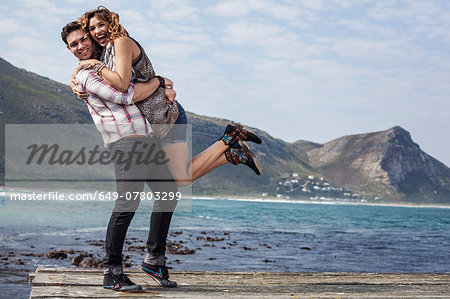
[220,123,263,145]
[225,146,262,175]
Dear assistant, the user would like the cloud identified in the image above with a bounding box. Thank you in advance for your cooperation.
[19,0,75,15]
[9,36,50,52]
[298,0,324,10]
[264,4,306,21]
[207,0,316,22]
[368,0,443,24]
[221,20,283,44]
[148,42,200,60]
[205,1,250,17]
[0,16,21,34]
[338,19,397,37]
[118,9,147,24]
[147,0,199,23]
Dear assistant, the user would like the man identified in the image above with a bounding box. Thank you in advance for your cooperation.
[61,22,178,291]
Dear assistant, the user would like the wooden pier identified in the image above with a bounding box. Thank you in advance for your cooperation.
[29,267,449,298]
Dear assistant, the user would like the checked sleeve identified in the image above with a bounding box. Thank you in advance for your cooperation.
[76,69,135,105]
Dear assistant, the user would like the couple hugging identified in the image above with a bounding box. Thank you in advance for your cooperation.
[61,6,263,292]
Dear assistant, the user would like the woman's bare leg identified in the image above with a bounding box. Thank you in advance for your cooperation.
[197,153,228,177]
[162,141,228,186]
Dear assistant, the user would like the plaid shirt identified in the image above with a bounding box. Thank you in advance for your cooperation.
[76,69,152,147]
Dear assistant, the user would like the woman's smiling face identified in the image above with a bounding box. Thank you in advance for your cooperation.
[88,14,109,47]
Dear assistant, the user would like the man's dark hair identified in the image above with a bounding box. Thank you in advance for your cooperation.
[61,22,82,45]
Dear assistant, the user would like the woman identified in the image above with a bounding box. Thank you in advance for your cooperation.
[73,6,263,186]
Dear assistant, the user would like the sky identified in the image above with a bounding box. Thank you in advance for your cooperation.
[1,0,450,166]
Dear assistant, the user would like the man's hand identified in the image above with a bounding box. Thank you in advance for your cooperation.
[70,73,88,100]
[164,88,177,103]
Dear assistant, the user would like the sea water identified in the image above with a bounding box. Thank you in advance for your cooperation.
[1,192,449,297]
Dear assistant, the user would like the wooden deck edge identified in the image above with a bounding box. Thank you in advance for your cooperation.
[31,266,450,276]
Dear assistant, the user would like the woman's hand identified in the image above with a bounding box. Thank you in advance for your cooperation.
[75,59,101,74]
[162,77,173,88]
[70,73,88,100]
[164,88,177,103]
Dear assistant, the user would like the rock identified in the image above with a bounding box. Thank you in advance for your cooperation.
[127,245,146,251]
[79,257,93,267]
[45,250,67,259]
[71,254,89,266]
[167,241,196,255]
[76,256,103,268]
[206,237,225,242]
[21,253,43,257]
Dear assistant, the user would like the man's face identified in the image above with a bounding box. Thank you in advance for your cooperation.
[66,29,94,60]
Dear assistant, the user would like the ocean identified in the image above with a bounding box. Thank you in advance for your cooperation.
[1,190,449,298]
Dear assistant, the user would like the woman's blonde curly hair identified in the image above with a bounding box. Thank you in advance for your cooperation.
[78,6,128,45]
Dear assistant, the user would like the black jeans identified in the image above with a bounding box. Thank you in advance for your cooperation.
[103,137,178,267]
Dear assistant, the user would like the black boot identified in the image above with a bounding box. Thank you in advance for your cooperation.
[225,145,262,175]
[220,123,262,145]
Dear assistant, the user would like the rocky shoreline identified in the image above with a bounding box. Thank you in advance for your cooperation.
[0,227,314,299]
[1,228,302,275]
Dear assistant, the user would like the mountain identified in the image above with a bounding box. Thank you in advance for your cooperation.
[1,58,449,204]
[307,127,450,203]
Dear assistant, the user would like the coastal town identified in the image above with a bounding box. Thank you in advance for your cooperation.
[265,173,381,203]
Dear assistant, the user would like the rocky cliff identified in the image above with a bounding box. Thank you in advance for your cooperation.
[307,126,450,202]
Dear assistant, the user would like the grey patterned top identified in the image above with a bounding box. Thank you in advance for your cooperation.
[100,39,178,137]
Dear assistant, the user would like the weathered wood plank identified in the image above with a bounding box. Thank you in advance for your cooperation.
[29,267,450,298]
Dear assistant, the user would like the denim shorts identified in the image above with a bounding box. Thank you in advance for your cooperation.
[159,101,188,147]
